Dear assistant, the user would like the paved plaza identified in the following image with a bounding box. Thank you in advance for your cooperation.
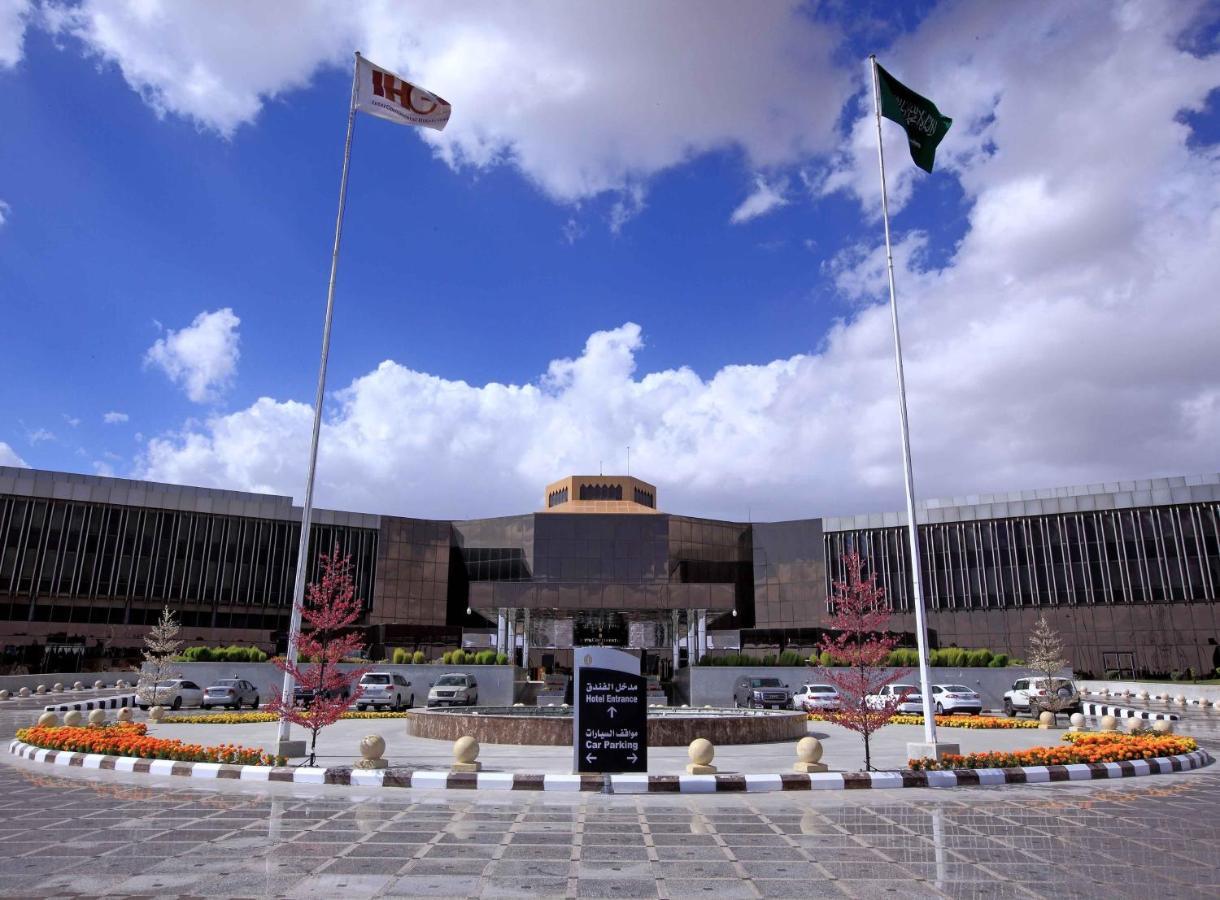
[1,702,1220,898]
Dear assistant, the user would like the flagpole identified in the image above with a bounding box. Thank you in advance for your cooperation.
[276,51,362,752]
[868,55,938,748]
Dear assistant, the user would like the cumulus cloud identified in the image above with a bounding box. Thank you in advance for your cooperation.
[0,0,30,69]
[44,1,850,210]
[137,3,1220,522]
[103,411,129,424]
[25,427,54,444]
[144,308,241,404]
[0,199,10,226]
[0,441,27,467]
[729,175,788,224]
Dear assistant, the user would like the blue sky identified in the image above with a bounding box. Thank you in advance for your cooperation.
[1,2,1218,521]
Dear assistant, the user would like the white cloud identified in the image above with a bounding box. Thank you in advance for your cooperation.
[729,175,788,224]
[144,308,241,404]
[45,1,850,212]
[62,414,81,428]
[0,199,10,226]
[0,0,30,69]
[91,460,116,477]
[137,3,1220,522]
[103,411,130,424]
[0,441,27,467]
[25,427,54,445]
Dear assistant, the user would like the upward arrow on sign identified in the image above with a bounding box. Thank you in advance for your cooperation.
[607,707,617,718]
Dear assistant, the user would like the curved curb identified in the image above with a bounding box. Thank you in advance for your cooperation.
[1081,701,1179,722]
[7,740,1213,793]
[43,694,141,714]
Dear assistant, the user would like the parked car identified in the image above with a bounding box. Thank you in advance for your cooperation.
[292,683,352,707]
[201,678,260,710]
[427,673,478,707]
[733,676,790,709]
[1003,677,1080,717]
[138,679,204,711]
[929,683,982,715]
[866,683,922,713]
[791,684,841,712]
[356,672,413,710]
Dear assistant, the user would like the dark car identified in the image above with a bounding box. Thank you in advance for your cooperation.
[292,683,351,707]
[733,676,790,709]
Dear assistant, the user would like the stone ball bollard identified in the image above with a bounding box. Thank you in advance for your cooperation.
[1174,695,1187,706]
[73,681,84,691]
[793,736,827,774]
[1038,710,1055,729]
[117,707,133,723]
[1124,717,1144,734]
[88,709,106,726]
[37,711,60,727]
[1099,714,1117,732]
[1068,712,1086,732]
[452,735,481,773]
[35,685,46,695]
[1151,719,1173,735]
[1137,690,1149,701]
[93,680,104,690]
[148,706,165,722]
[52,682,63,693]
[19,687,30,698]
[355,734,388,770]
[686,738,717,775]
[63,710,83,726]
[0,689,9,701]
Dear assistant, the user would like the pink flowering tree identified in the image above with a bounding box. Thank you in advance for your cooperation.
[816,552,912,771]
[267,549,369,766]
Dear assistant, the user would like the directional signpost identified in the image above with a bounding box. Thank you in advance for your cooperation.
[573,646,648,775]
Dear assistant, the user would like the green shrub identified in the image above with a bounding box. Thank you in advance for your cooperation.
[778,650,803,667]
[452,648,467,666]
[391,648,407,664]
[412,650,425,664]
[989,653,1009,667]
[441,650,453,665]
[495,652,509,665]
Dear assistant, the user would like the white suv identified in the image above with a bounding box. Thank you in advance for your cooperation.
[427,673,478,707]
[1003,677,1080,718]
[356,672,413,711]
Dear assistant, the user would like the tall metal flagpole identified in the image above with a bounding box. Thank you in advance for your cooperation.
[276,52,362,751]
[868,55,938,747]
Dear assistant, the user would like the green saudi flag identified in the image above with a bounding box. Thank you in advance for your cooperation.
[875,62,952,173]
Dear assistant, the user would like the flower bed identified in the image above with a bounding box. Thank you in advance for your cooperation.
[908,733,1198,771]
[160,710,409,725]
[15,723,284,766]
[808,712,1040,729]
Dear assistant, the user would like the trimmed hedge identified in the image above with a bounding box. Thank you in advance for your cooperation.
[179,645,268,663]
[699,646,1009,667]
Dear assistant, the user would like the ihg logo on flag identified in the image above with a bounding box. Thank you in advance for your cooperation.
[355,55,452,132]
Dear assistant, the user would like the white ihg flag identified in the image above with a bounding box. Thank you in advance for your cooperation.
[354,54,451,131]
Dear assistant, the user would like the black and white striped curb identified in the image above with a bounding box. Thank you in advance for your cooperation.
[43,694,141,714]
[1082,701,1179,721]
[8,740,1211,793]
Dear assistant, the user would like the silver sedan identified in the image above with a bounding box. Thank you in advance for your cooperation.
[201,678,260,710]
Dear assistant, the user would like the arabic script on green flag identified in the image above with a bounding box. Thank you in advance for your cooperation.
[875,62,952,173]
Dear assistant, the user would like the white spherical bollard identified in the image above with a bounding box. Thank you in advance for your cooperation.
[35,685,46,695]
[1137,690,1149,701]
[1174,695,1187,706]
[63,710,83,726]
[686,738,717,774]
[18,687,30,698]
[356,734,388,769]
[1124,717,1144,734]
[1068,712,1086,732]
[93,680,104,690]
[452,735,481,773]
[73,681,84,691]
[1038,710,1055,729]
[116,707,133,723]
[1151,719,1173,735]
[148,706,165,722]
[37,711,59,727]
[1099,714,1117,732]
[52,682,63,693]
[793,736,827,774]
[0,689,9,701]
[88,709,106,726]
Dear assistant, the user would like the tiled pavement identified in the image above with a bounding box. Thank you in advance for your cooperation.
[1,758,1219,898]
[1,700,1218,899]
